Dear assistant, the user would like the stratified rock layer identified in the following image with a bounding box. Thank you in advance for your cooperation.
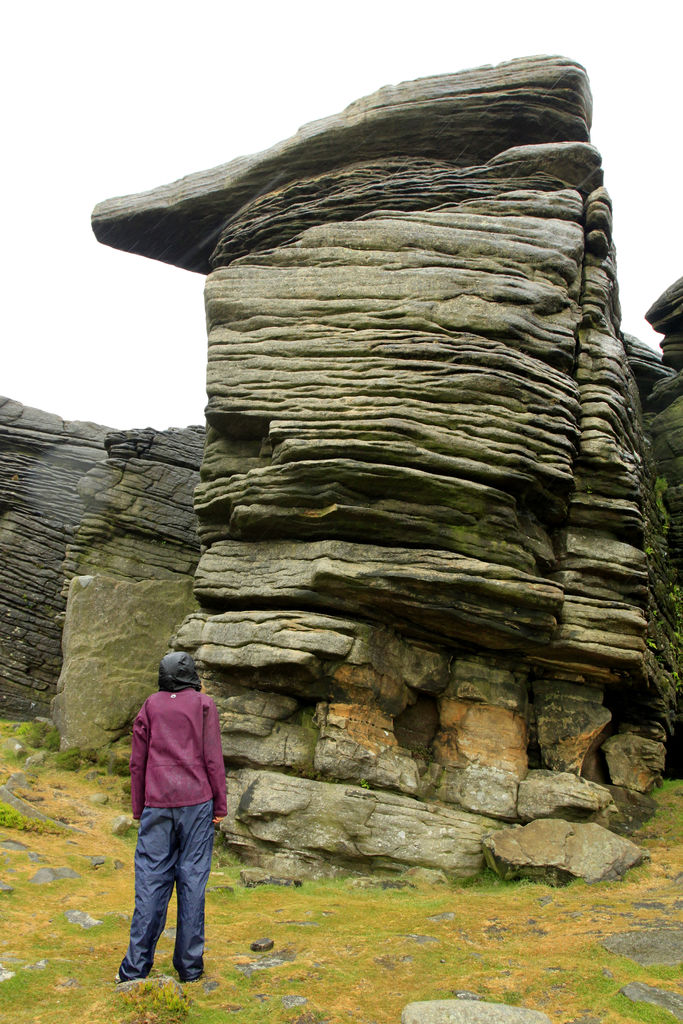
[93,56,593,273]
[0,398,109,717]
[51,425,205,740]
[92,56,678,877]
[0,405,205,724]
[62,426,204,586]
[642,275,683,775]
[646,276,683,371]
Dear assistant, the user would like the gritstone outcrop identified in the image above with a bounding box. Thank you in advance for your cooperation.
[0,408,204,722]
[0,398,109,717]
[89,56,680,876]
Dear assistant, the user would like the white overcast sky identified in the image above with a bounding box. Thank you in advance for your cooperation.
[2,1,681,430]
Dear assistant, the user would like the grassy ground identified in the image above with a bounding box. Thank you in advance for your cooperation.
[0,718,681,1024]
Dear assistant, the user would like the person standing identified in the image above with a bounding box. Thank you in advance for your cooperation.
[117,651,228,984]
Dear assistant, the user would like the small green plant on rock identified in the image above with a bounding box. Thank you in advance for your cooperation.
[655,475,670,532]
[0,800,62,834]
[54,748,82,771]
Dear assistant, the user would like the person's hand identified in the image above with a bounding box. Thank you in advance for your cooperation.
[212,816,224,825]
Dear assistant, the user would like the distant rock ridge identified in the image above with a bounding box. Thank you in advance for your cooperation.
[644,274,683,776]
[0,397,110,718]
[0,402,204,720]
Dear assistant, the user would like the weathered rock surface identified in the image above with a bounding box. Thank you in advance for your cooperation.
[646,275,683,371]
[62,426,203,586]
[46,425,204,747]
[402,1002,551,1024]
[0,397,110,718]
[603,927,683,966]
[482,818,646,885]
[222,768,495,878]
[52,574,198,748]
[92,57,680,876]
[93,56,594,273]
[0,405,204,726]
[620,982,683,1020]
[516,770,616,823]
[602,727,666,793]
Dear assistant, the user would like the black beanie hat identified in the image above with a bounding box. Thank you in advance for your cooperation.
[158,652,202,692]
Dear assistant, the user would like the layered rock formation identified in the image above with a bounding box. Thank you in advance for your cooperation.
[0,406,204,724]
[644,276,683,774]
[62,425,204,586]
[53,425,205,746]
[93,57,680,876]
[0,398,109,718]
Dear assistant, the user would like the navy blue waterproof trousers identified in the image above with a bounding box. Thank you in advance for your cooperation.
[118,799,214,982]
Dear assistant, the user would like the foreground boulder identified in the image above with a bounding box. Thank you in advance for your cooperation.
[482,818,647,885]
[222,768,494,878]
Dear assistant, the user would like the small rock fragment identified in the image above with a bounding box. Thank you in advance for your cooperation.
[29,867,81,884]
[65,910,103,929]
[620,982,683,1021]
[235,948,297,978]
[602,927,683,966]
[240,867,302,888]
[250,938,275,952]
[111,815,134,836]
[282,995,308,1008]
[115,975,184,997]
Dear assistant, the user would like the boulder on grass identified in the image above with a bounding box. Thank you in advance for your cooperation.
[402,1000,552,1024]
[482,817,646,885]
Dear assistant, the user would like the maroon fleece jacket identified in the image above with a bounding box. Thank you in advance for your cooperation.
[129,689,227,820]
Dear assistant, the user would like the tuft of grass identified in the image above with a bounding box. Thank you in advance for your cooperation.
[0,800,63,834]
[54,748,83,771]
[16,720,60,751]
[120,979,190,1023]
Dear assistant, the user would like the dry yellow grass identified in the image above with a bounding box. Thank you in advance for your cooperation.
[0,724,681,1024]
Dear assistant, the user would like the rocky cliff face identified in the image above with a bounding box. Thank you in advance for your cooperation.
[644,276,683,775]
[62,425,204,587]
[88,56,681,876]
[0,398,109,718]
[0,408,204,723]
[53,424,205,748]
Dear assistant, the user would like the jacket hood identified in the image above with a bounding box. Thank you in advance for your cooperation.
[158,652,202,692]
